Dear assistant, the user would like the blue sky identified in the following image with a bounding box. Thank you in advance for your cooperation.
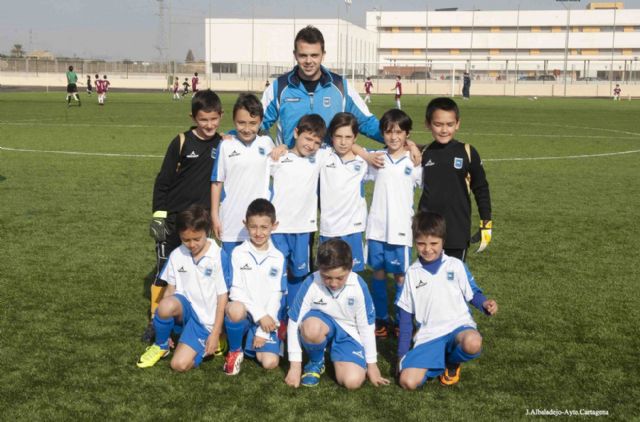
[2,0,639,61]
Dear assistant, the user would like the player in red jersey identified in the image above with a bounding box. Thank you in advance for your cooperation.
[192,72,199,94]
[392,76,402,110]
[95,74,106,106]
[364,77,373,104]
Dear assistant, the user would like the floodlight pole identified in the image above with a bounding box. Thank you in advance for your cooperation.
[344,0,352,78]
[557,0,571,97]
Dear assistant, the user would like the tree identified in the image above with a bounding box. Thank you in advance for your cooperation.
[11,44,24,58]
[185,49,195,63]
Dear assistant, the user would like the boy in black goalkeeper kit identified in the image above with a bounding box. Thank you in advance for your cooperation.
[418,97,492,261]
[145,90,224,343]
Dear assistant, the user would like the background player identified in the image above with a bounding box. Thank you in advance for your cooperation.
[95,75,106,105]
[146,90,224,343]
[397,211,497,389]
[182,78,190,97]
[86,75,93,96]
[103,75,110,99]
[223,199,286,375]
[65,65,81,107]
[366,109,422,339]
[172,77,180,100]
[392,76,402,109]
[419,97,492,261]
[613,84,622,101]
[192,72,199,94]
[364,77,373,104]
[137,205,228,371]
[285,239,390,389]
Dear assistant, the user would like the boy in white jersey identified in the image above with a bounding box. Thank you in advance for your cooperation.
[285,239,390,389]
[319,112,368,273]
[366,109,422,338]
[211,93,274,269]
[137,205,228,371]
[397,212,497,389]
[223,199,286,375]
[269,114,328,309]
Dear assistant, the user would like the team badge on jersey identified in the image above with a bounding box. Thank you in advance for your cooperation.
[323,97,331,107]
[454,157,463,169]
[204,267,213,277]
[447,271,454,281]
[354,164,361,172]
[211,149,217,159]
[404,166,412,176]
[309,156,316,164]
[269,267,278,277]
[258,147,266,156]
[348,297,355,306]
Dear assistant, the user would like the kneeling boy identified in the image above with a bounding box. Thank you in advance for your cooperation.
[137,205,228,371]
[397,211,497,390]
[223,199,286,375]
[285,239,389,389]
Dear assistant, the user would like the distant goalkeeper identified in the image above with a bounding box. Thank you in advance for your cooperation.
[418,97,492,261]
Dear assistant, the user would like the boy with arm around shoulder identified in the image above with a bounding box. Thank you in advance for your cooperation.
[397,211,497,390]
[419,97,492,261]
[223,199,287,375]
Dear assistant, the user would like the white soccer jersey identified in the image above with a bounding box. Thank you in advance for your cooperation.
[319,150,368,237]
[365,151,422,246]
[160,239,228,332]
[211,135,274,242]
[396,254,478,347]
[270,148,330,234]
[287,272,377,363]
[229,240,286,339]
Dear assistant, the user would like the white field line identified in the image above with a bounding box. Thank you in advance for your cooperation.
[0,146,162,158]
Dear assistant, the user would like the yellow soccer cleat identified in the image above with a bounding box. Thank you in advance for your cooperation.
[137,345,169,368]
[439,364,461,386]
[214,335,229,357]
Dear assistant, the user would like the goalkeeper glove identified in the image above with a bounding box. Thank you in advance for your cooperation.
[149,210,169,242]
[471,220,492,253]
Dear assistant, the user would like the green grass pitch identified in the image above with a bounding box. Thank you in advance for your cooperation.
[1,91,639,420]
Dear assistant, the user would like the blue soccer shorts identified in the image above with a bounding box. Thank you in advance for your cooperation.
[244,321,284,358]
[319,233,365,272]
[174,294,212,367]
[366,239,411,274]
[301,310,367,369]
[399,325,477,377]
[272,233,311,277]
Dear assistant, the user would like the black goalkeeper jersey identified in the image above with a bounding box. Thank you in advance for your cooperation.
[152,129,221,214]
[418,139,491,249]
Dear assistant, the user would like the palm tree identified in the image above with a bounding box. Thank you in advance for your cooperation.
[11,44,25,58]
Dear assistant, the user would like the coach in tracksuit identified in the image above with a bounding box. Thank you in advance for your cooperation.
[260,25,383,147]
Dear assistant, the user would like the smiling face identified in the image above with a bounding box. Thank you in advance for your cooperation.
[244,214,277,251]
[383,123,409,155]
[427,109,460,145]
[233,108,261,144]
[292,129,322,157]
[294,41,325,81]
[331,125,357,157]
[192,109,222,139]
[319,266,350,292]
[415,234,444,263]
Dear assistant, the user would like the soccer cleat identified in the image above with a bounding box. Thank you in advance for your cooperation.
[301,360,325,387]
[215,335,229,357]
[439,364,461,386]
[375,319,389,338]
[223,350,244,375]
[136,345,169,368]
[141,322,155,344]
[277,319,288,341]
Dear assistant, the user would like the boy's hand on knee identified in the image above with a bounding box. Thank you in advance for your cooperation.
[204,333,219,356]
[258,315,276,333]
[252,336,267,349]
[367,363,390,387]
[483,299,498,316]
[285,362,302,388]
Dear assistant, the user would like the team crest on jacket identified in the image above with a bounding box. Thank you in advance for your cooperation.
[404,166,412,175]
[269,267,278,277]
[259,147,266,156]
[348,297,355,306]
[354,164,361,172]
[454,157,463,169]
[211,148,217,159]
[205,267,213,277]
[323,97,331,107]
[447,271,454,281]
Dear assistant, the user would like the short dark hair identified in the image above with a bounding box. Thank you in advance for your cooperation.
[191,89,223,116]
[68,66,73,71]
[103,75,108,79]
[317,239,352,271]
[379,108,412,133]
[294,25,325,53]
[245,198,276,223]
[194,72,198,76]
[328,112,359,138]
[176,204,212,234]
[412,211,447,241]
[95,74,99,79]
[233,93,264,120]
[296,114,326,140]
[425,97,460,123]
